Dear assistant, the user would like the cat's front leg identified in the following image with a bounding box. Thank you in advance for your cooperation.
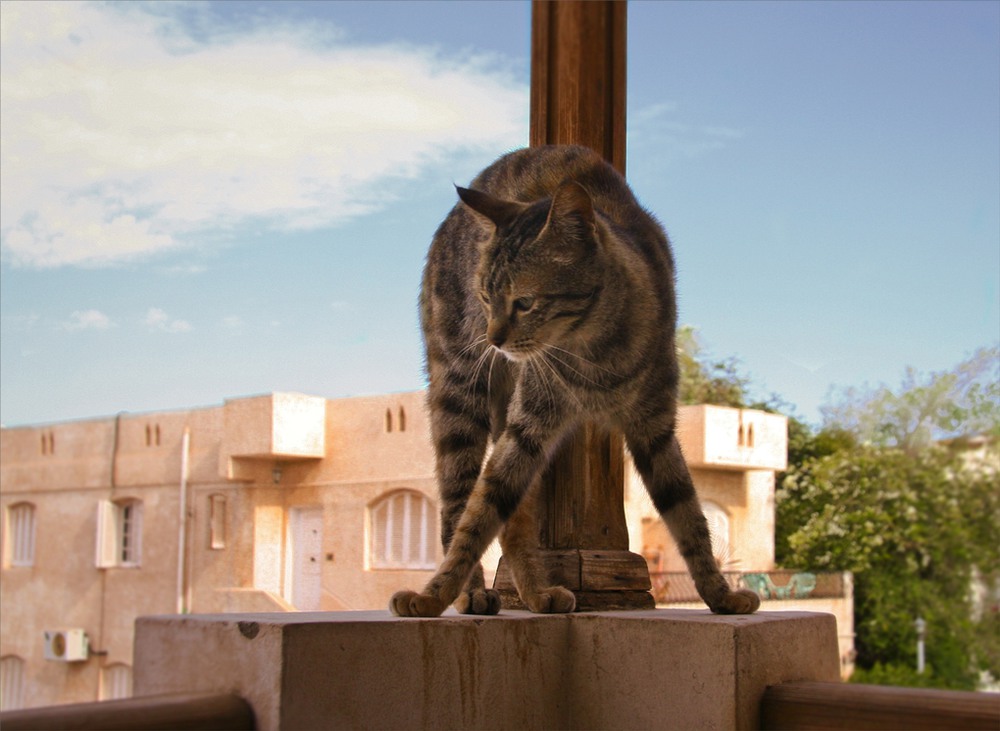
[499,480,575,613]
[390,417,561,617]
[390,488,505,617]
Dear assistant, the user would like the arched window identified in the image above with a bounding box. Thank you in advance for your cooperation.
[398,406,406,432]
[5,503,36,567]
[0,655,25,711]
[368,490,436,569]
[100,663,132,701]
[702,500,731,565]
[385,408,393,433]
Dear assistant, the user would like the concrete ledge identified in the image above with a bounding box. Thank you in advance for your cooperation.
[134,609,840,731]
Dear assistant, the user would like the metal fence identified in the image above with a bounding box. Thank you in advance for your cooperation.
[650,570,849,604]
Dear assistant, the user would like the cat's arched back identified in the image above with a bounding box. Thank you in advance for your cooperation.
[390,145,760,617]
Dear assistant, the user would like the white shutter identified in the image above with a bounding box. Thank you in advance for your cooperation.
[0,656,25,711]
[9,504,35,567]
[95,500,118,568]
[100,664,132,701]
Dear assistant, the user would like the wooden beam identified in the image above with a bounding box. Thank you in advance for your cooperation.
[760,680,1000,731]
[0,692,254,731]
[496,0,653,611]
[530,0,627,171]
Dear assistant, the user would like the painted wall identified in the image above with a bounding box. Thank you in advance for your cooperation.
[1,393,790,709]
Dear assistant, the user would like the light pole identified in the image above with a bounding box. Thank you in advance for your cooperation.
[915,616,927,674]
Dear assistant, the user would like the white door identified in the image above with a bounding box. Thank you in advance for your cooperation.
[290,507,324,610]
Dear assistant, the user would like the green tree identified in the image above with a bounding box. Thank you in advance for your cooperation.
[777,444,999,689]
[777,349,1000,689]
[677,326,750,407]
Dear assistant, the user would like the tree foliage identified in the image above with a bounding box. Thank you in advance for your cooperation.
[821,346,1000,452]
[677,326,750,407]
[778,444,999,689]
[676,333,1000,688]
[778,349,1000,689]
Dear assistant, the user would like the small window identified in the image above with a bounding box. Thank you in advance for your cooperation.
[385,408,393,433]
[40,431,55,456]
[746,423,755,448]
[0,655,25,711]
[209,494,226,550]
[96,499,143,568]
[369,490,436,569]
[5,503,36,567]
[100,663,132,701]
[145,424,161,447]
[398,407,406,432]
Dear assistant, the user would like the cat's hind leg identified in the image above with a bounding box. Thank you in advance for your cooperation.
[626,425,760,615]
[498,480,575,613]
[454,562,501,615]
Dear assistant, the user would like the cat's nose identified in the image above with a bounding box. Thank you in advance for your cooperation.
[487,322,508,348]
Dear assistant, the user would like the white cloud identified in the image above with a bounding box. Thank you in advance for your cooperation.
[64,309,115,331]
[628,102,744,159]
[144,307,191,333]
[0,2,527,269]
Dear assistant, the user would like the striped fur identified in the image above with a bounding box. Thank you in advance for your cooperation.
[390,146,760,617]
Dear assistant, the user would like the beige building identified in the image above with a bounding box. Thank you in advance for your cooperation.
[0,390,852,710]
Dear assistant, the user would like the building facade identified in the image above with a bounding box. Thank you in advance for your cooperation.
[1,390,848,710]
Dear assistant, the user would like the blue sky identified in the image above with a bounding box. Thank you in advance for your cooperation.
[1,0,997,428]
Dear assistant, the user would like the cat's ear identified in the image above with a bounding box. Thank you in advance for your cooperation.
[541,181,598,262]
[456,185,524,228]
[546,181,596,228]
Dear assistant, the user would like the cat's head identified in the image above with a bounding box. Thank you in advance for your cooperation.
[457,181,605,361]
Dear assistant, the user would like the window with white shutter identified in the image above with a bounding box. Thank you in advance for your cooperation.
[5,503,35,567]
[96,499,143,568]
[100,663,132,701]
[0,655,25,711]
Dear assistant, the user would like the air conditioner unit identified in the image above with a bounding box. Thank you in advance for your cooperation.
[43,628,89,662]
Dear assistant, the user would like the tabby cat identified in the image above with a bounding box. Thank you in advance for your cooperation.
[390,145,760,617]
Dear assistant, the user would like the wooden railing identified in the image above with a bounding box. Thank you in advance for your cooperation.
[761,680,1000,730]
[5,677,995,730]
[0,692,254,731]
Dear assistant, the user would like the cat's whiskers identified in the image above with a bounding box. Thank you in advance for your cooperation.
[531,350,584,410]
[485,346,499,402]
[540,345,609,391]
[545,342,620,379]
[467,336,496,402]
[527,355,558,409]
[458,335,489,358]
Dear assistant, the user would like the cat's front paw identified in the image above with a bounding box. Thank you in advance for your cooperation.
[710,589,761,615]
[389,590,447,617]
[454,588,502,615]
[525,586,576,614]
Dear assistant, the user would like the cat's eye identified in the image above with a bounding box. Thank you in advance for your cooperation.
[513,296,535,313]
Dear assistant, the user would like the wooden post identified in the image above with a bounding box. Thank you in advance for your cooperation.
[495,0,654,611]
